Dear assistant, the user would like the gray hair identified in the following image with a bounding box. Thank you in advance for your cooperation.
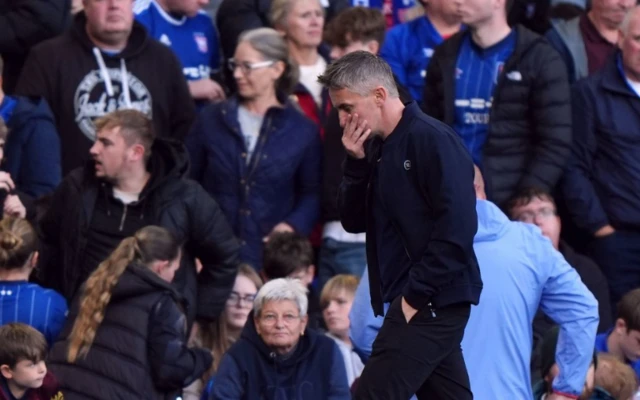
[317,51,399,97]
[253,278,309,317]
[620,5,640,35]
[238,28,299,95]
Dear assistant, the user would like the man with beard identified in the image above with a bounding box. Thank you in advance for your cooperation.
[37,109,240,327]
[15,0,195,175]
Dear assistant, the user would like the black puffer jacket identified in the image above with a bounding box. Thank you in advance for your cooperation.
[423,25,572,207]
[0,0,71,93]
[48,264,213,400]
[37,138,241,324]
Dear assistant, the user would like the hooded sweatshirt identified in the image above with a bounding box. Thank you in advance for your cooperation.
[212,312,351,400]
[14,11,195,175]
[462,200,599,399]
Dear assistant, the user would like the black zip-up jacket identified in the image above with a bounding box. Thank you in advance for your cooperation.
[322,78,412,222]
[37,138,241,324]
[49,264,213,400]
[338,102,482,316]
[423,25,572,207]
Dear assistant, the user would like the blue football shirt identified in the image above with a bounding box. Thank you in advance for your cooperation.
[135,0,220,82]
[453,30,516,166]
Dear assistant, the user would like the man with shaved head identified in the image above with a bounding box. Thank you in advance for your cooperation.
[563,4,640,315]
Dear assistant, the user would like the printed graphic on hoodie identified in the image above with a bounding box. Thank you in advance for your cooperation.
[74,53,152,141]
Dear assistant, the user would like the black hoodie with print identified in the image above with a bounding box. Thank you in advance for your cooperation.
[15,11,195,175]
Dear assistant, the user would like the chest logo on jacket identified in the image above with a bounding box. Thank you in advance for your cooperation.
[74,69,153,141]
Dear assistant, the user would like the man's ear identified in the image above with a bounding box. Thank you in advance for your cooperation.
[0,365,13,380]
[307,264,316,277]
[366,40,380,55]
[373,86,388,106]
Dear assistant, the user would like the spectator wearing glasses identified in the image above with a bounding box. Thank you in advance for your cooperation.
[186,264,263,400]
[507,188,612,342]
[211,278,351,400]
[186,27,322,271]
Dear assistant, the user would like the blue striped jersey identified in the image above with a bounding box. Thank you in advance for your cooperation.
[453,30,516,166]
[0,281,68,345]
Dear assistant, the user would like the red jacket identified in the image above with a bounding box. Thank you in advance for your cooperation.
[0,372,62,400]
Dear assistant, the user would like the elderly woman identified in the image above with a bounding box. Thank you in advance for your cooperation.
[211,278,351,400]
[186,28,322,270]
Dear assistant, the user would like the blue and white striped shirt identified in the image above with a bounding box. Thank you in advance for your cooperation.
[0,281,68,345]
[453,30,516,166]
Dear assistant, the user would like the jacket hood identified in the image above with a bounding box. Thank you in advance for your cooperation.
[110,263,180,304]
[240,310,319,368]
[7,97,56,131]
[70,11,150,59]
[474,199,511,243]
[141,138,190,196]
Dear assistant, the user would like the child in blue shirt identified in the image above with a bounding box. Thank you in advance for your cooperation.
[594,288,640,380]
[0,217,67,345]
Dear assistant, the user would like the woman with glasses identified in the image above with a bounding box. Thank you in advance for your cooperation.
[184,264,262,400]
[186,27,322,271]
[210,278,351,400]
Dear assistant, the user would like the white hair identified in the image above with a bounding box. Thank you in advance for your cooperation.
[254,278,309,317]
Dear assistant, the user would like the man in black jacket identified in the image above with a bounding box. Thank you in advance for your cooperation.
[0,0,71,94]
[15,0,195,175]
[38,109,241,326]
[318,51,481,400]
[423,0,572,208]
[319,7,412,291]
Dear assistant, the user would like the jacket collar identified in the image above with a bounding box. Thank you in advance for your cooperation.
[440,24,542,64]
[600,51,638,98]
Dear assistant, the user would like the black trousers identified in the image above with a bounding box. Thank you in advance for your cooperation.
[354,297,472,400]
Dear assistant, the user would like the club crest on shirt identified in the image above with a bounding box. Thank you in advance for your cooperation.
[194,32,208,53]
[456,68,463,80]
[494,62,505,84]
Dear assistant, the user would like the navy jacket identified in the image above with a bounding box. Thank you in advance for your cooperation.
[562,53,640,233]
[3,96,61,197]
[186,97,322,269]
[339,102,481,316]
[211,313,350,400]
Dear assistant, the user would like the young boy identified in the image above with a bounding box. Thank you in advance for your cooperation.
[263,232,324,330]
[595,288,640,380]
[0,323,62,400]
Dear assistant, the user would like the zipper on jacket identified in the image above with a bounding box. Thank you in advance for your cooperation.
[119,204,128,231]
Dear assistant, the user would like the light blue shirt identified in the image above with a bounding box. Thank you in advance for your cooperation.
[349,200,599,399]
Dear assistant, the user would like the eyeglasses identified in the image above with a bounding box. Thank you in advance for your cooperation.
[227,59,275,75]
[260,313,301,326]
[227,291,256,308]
[515,207,556,224]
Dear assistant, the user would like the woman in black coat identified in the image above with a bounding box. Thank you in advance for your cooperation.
[48,226,213,400]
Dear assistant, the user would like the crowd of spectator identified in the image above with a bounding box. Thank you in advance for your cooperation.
[1,0,640,398]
